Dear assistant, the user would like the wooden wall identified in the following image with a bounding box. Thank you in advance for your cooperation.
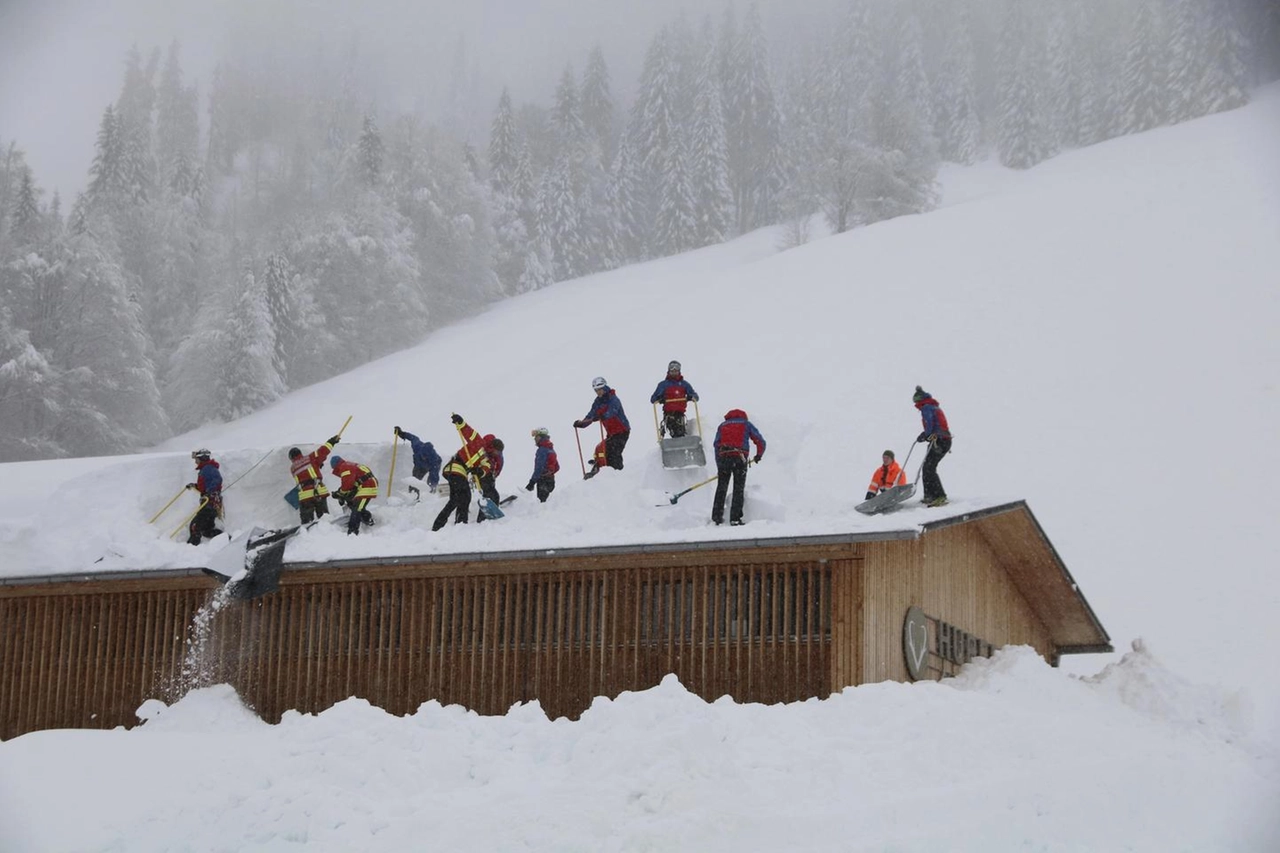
[859,523,1055,683]
[1,559,834,740]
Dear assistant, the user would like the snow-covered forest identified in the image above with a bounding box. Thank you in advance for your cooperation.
[1,0,1276,462]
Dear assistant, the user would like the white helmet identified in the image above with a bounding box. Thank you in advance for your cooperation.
[531,427,550,439]
[591,376,608,390]
[191,448,211,460]
[667,360,681,374]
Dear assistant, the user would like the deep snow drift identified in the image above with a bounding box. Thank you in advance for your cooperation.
[2,87,1279,851]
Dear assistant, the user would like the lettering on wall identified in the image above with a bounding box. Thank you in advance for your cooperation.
[902,605,996,682]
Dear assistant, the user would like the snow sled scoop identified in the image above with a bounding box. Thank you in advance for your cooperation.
[653,401,707,469]
[660,435,707,469]
[200,526,300,600]
[283,486,300,510]
[854,483,917,515]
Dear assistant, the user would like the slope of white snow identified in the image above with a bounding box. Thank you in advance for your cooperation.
[1,644,1276,852]
[2,87,1279,852]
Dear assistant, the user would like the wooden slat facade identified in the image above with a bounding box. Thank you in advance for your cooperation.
[0,503,1111,741]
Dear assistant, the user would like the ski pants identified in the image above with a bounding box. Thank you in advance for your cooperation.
[533,475,556,503]
[662,411,687,438]
[187,499,223,546]
[476,473,501,523]
[712,454,748,524]
[921,437,951,502]
[299,495,329,525]
[433,472,471,531]
[593,430,630,470]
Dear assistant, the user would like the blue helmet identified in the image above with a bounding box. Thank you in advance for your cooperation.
[329,455,344,468]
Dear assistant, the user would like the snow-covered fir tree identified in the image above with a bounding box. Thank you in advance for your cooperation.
[220,262,284,419]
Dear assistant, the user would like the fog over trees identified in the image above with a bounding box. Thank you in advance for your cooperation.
[1,0,1276,461]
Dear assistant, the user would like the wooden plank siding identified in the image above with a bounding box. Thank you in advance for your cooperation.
[1,560,836,740]
[1,505,1111,740]
[860,524,1054,684]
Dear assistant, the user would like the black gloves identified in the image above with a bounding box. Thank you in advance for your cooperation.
[394,426,401,436]
[917,432,928,443]
[865,491,876,501]
[451,413,464,425]
[469,466,485,478]
[752,454,762,464]
[574,419,589,429]
[329,435,341,446]
[185,482,197,490]
[526,482,535,491]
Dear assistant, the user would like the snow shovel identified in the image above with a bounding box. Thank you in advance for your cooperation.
[386,427,399,497]
[659,458,754,506]
[573,420,606,478]
[148,486,188,524]
[854,444,920,515]
[472,472,503,519]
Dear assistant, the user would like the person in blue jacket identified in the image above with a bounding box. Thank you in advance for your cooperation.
[574,376,631,478]
[649,360,699,438]
[185,448,224,545]
[525,428,560,502]
[393,426,442,498]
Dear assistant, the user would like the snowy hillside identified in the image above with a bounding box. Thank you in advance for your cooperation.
[2,86,1279,851]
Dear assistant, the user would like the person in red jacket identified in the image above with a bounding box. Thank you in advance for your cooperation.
[475,434,505,523]
[865,450,908,501]
[288,435,340,524]
[330,455,378,535]
[913,386,952,507]
[649,360,699,438]
[186,448,224,546]
[711,409,766,526]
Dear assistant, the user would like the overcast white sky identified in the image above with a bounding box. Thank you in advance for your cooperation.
[0,0,841,199]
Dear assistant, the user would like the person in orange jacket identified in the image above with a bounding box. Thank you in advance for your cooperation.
[330,455,378,535]
[865,449,908,501]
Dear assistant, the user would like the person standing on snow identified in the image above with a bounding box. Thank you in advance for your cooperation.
[393,426,441,498]
[913,386,952,507]
[330,455,378,535]
[433,413,491,531]
[475,434,506,522]
[711,409,766,526]
[525,428,560,502]
[865,449,908,501]
[575,376,630,479]
[186,448,224,545]
[288,435,340,524]
[649,360,699,438]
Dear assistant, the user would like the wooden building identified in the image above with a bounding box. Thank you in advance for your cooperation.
[0,500,1110,741]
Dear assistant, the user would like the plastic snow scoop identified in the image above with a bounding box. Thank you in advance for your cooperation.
[471,472,503,520]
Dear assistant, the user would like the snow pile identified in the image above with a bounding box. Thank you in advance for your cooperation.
[1,646,1276,852]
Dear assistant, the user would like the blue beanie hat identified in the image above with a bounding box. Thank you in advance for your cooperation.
[330,455,344,468]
